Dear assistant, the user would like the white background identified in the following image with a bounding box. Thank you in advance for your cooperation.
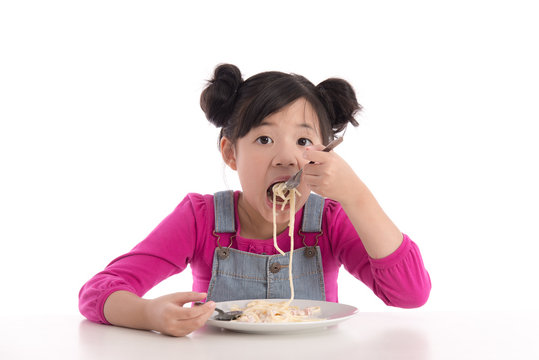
[1,0,538,317]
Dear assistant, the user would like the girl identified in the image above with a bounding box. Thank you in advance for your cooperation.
[79,64,431,336]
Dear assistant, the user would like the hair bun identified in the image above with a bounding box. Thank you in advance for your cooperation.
[200,64,243,128]
[317,78,361,134]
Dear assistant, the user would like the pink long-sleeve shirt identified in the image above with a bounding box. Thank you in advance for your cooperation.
[79,192,431,324]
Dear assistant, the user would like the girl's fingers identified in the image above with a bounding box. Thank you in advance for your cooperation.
[174,300,216,321]
[306,144,326,151]
[172,308,216,336]
[303,146,332,164]
[147,292,216,336]
[193,303,217,324]
[168,292,207,306]
[161,304,215,337]
[303,162,330,180]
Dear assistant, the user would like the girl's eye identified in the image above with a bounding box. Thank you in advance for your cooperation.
[256,136,273,145]
[297,138,313,146]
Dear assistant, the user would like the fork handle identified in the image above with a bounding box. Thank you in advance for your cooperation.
[308,137,343,164]
[322,137,343,152]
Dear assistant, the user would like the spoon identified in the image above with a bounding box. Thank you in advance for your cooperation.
[284,137,344,190]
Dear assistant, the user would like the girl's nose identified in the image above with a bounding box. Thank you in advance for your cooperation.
[272,143,299,167]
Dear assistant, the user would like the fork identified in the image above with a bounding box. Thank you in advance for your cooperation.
[213,307,243,321]
[194,301,243,321]
[284,137,344,190]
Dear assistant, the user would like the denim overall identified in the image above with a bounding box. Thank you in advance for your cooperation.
[206,191,326,302]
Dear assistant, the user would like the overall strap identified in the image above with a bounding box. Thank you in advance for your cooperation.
[301,193,325,233]
[214,190,236,233]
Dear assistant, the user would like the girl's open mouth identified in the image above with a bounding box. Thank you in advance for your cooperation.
[266,182,290,205]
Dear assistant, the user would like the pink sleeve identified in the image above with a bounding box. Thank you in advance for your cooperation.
[328,202,431,308]
[78,194,202,324]
[367,234,431,308]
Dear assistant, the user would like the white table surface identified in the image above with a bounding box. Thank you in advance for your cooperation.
[1,311,537,360]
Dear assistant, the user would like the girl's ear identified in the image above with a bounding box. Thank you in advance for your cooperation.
[220,137,237,170]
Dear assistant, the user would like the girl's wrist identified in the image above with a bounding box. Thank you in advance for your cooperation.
[337,176,369,209]
[104,290,151,330]
[141,298,156,331]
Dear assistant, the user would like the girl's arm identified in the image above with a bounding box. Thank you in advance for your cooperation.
[331,219,431,308]
[103,290,215,336]
[337,177,403,259]
[303,146,402,258]
[79,194,209,332]
[304,146,430,308]
[78,251,185,324]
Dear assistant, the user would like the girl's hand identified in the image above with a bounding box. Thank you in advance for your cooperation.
[303,144,404,259]
[144,292,216,337]
[302,144,362,205]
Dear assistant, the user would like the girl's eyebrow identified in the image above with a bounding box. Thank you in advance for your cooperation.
[299,123,315,131]
[258,121,315,132]
[258,121,274,127]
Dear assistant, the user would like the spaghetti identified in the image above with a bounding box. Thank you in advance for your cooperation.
[272,182,300,304]
[231,300,321,323]
[231,182,322,323]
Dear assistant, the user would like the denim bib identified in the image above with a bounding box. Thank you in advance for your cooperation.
[206,191,326,302]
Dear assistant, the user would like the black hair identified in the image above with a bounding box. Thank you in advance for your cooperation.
[200,64,361,146]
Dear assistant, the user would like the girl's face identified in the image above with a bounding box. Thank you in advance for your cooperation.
[221,98,323,234]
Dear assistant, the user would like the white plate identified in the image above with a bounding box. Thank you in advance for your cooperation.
[205,299,358,334]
